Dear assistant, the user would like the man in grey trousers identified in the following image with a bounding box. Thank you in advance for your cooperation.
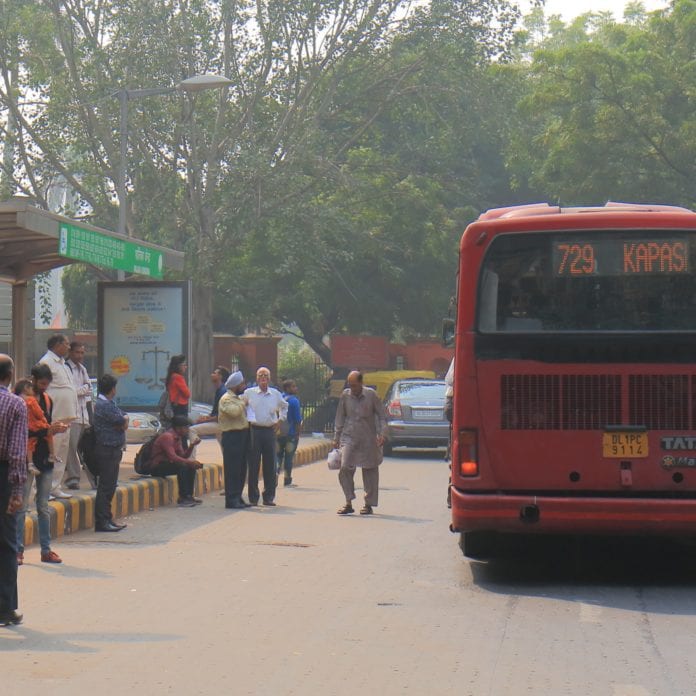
[333,370,388,516]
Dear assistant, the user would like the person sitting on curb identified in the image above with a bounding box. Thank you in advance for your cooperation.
[149,415,203,507]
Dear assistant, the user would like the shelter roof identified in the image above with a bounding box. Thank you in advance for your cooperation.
[0,198,184,282]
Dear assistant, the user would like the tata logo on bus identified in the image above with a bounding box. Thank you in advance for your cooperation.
[661,436,696,451]
[661,437,696,469]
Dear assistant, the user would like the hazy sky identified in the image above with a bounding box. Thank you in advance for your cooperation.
[539,0,668,20]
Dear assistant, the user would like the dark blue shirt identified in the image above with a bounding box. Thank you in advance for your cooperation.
[94,395,127,448]
[210,384,226,418]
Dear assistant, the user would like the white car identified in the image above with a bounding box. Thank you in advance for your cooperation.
[90,378,161,443]
[125,412,162,444]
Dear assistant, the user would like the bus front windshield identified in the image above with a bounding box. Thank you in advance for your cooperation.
[478,230,696,332]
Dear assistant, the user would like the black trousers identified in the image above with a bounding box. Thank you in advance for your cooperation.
[95,444,122,528]
[0,462,19,613]
[248,426,277,503]
[222,429,249,504]
[150,461,195,499]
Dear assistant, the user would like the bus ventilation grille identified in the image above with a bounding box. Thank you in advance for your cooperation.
[501,374,621,430]
[629,375,691,430]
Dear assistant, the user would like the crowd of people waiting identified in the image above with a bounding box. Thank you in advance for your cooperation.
[0,335,308,625]
[0,334,391,628]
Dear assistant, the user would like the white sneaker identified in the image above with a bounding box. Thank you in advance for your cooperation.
[52,489,72,499]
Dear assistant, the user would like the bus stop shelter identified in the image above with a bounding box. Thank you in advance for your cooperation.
[0,198,185,375]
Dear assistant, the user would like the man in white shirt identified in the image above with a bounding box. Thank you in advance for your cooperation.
[244,367,288,506]
[65,341,93,490]
[39,334,78,499]
[444,358,454,508]
[444,358,454,422]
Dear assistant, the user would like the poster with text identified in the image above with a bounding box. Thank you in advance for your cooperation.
[98,281,190,410]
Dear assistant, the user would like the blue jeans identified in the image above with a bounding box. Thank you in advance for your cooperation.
[16,468,52,554]
[276,435,299,480]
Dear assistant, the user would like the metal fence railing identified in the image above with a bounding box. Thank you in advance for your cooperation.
[301,398,336,435]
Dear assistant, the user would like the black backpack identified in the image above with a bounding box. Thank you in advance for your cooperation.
[78,426,100,478]
[134,434,159,475]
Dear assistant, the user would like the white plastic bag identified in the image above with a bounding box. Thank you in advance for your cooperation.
[327,448,342,470]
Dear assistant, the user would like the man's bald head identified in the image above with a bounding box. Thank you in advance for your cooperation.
[347,370,363,396]
[0,354,14,384]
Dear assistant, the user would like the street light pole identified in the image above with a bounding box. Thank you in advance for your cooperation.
[115,74,232,240]
[117,88,129,238]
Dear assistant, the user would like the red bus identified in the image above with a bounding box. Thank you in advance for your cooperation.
[448,202,696,557]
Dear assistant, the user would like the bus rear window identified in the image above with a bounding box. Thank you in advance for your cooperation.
[478,230,696,332]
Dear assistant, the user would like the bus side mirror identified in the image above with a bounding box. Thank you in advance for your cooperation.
[442,318,455,348]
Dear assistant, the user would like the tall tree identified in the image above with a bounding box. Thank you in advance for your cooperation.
[508,1,696,207]
[0,0,521,379]
[214,0,521,361]
[0,0,420,391]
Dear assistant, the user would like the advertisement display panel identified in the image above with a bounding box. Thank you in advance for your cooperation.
[98,281,190,410]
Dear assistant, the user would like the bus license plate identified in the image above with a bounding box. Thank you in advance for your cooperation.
[602,432,648,458]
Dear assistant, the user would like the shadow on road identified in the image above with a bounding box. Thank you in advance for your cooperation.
[365,513,432,524]
[469,533,696,610]
[384,449,446,461]
[0,628,182,652]
[30,563,113,579]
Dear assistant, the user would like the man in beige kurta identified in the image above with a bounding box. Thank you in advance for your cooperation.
[39,334,78,499]
[333,371,388,515]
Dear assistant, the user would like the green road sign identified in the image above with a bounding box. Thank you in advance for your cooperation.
[58,222,164,278]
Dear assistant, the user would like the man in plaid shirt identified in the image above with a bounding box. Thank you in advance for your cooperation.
[0,354,28,626]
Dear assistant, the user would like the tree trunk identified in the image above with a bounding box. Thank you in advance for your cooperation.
[1,66,16,200]
[295,320,332,367]
[190,281,214,402]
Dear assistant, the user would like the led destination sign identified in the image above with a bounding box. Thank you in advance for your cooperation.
[553,237,689,277]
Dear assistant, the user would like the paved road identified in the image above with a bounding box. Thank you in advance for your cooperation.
[3,451,696,695]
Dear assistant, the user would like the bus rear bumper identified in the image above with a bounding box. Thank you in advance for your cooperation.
[450,488,696,536]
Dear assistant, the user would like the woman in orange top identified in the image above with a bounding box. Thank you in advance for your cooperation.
[166,354,191,417]
[14,366,68,565]
[15,379,55,461]
[166,354,191,446]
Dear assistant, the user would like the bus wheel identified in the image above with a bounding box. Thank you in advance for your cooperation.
[460,531,497,559]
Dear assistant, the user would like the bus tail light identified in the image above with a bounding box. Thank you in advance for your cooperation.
[387,400,402,417]
[458,429,478,477]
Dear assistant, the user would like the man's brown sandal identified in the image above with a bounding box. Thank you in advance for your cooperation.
[337,504,354,515]
[359,505,373,515]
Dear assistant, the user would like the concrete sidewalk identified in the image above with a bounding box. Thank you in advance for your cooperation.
[19,435,332,548]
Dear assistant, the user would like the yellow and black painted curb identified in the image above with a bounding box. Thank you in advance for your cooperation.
[20,438,332,548]
[292,439,333,467]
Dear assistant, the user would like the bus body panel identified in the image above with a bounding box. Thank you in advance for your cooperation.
[451,204,696,539]
[450,488,696,536]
